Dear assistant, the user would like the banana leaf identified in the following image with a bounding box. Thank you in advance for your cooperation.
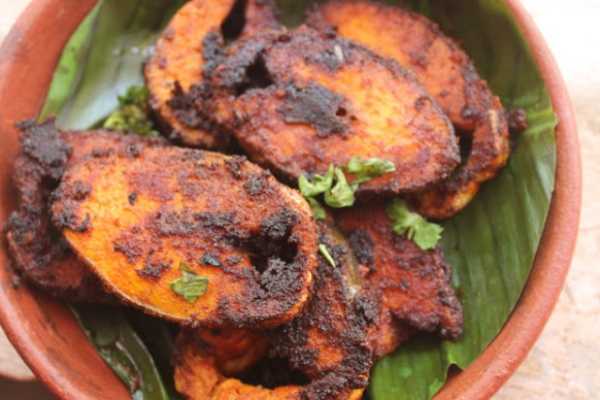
[40,1,557,399]
[72,306,169,400]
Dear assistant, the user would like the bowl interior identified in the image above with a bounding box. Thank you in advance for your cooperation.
[0,1,580,399]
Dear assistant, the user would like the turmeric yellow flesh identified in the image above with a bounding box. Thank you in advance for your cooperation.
[5,121,167,302]
[51,145,317,328]
[197,328,269,375]
[202,28,460,195]
[310,0,511,218]
[174,332,365,400]
[145,0,278,149]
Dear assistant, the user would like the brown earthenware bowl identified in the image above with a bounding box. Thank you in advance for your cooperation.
[0,0,581,399]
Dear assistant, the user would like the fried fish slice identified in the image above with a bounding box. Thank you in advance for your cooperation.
[50,146,318,328]
[4,120,166,302]
[412,97,509,218]
[309,1,510,217]
[335,203,463,358]
[174,331,365,400]
[196,328,269,375]
[270,220,372,390]
[145,0,279,149]
[202,28,459,195]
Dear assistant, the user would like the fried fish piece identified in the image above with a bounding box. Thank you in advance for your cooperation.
[270,220,372,389]
[50,145,318,328]
[309,0,511,218]
[174,331,365,400]
[197,328,269,375]
[201,28,459,195]
[335,203,463,358]
[4,120,165,302]
[145,0,279,149]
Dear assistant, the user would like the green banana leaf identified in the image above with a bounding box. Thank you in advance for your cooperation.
[40,1,557,399]
[72,306,169,400]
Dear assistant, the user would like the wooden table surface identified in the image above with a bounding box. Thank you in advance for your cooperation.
[1,1,598,399]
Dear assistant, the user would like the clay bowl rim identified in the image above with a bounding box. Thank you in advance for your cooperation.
[0,0,581,398]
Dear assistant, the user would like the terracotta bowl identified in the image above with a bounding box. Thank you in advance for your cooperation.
[0,0,581,399]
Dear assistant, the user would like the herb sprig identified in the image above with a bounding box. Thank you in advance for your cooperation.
[104,86,159,137]
[170,263,209,303]
[319,244,337,268]
[386,199,444,250]
[299,157,396,219]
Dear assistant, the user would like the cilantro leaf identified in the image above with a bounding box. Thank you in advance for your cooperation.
[386,199,443,250]
[104,86,159,137]
[318,244,336,268]
[298,158,394,216]
[307,197,327,220]
[117,86,150,106]
[347,157,396,184]
[298,165,335,197]
[170,263,209,303]
[324,167,355,208]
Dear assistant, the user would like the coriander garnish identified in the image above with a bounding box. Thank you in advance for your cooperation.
[299,165,335,198]
[324,167,355,208]
[103,86,159,137]
[170,263,209,303]
[307,197,327,221]
[319,244,337,268]
[299,158,396,218]
[386,199,443,250]
[346,157,396,185]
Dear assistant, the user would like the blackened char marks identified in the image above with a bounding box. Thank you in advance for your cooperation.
[225,155,247,179]
[167,82,227,137]
[279,83,349,137]
[508,108,529,133]
[51,178,93,233]
[347,229,374,269]
[243,173,271,196]
[268,223,372,397]
[202,31,226,77]
[53,205,90,233]
[138,258,172,279]
[18,119,71,180]
[152,208,238,237]
[260,208,299,242]
[113,227,146,264]
[128,192,138,205]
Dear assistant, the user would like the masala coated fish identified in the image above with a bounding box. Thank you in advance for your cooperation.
[5,120,166,302]
[200,28,460,195]
[145,0,279,149]
[51,145,318,328]
[269,220,372,393]
[335,203,463,357]
[309,0,510,218]
[174,330,365,400]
